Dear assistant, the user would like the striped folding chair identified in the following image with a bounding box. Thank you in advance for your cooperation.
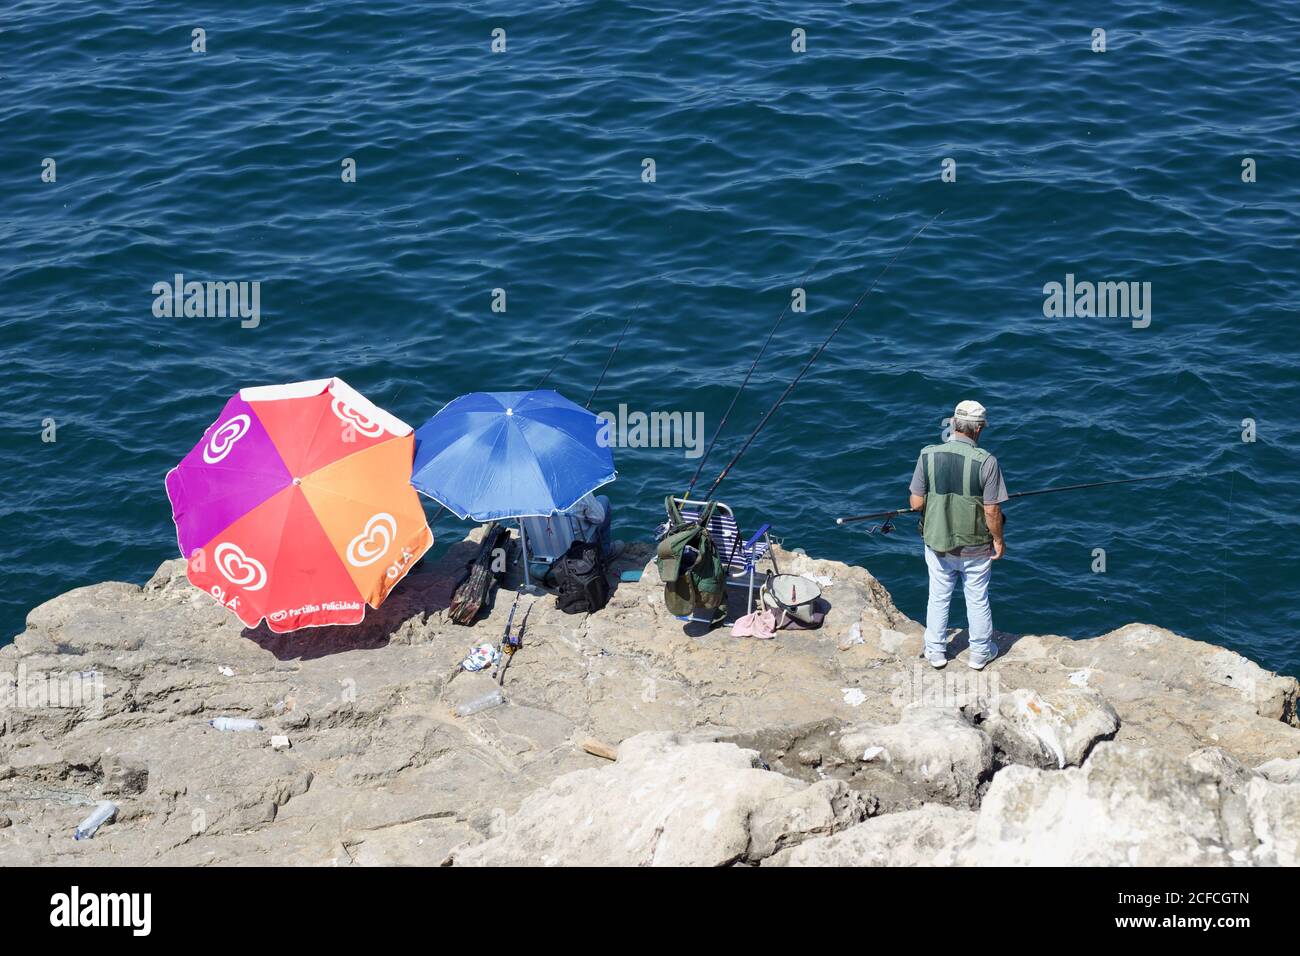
[663,498,778,624]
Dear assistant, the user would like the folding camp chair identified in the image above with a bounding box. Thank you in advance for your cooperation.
[517,501,608,593]
[664,498,779,625]
[512,515,564,590]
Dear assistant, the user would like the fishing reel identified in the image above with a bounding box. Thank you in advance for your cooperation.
[864,518,897,536]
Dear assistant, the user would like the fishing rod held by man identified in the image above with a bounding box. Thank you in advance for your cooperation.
[836,470,1201,525]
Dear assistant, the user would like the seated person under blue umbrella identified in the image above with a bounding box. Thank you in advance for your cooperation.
[519,493,622,569]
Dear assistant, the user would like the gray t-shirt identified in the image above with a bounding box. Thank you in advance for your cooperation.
[909,435,1008,556]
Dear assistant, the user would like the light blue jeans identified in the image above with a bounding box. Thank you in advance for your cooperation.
[923,547,995,658]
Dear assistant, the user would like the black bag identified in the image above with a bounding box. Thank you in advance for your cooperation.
[550,540,610,614]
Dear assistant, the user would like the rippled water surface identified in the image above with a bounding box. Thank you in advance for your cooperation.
[2,1,1298,672]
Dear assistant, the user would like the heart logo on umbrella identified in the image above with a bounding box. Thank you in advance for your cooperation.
[215,542,268,590]
[203,414,251,464]
[332,398,385,438]
[347,513,396,567]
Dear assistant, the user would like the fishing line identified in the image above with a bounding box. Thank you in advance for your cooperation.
[1219,468,1235,633]
[586,286,648,410]
[536,308,604,390]
[702,209,946,501]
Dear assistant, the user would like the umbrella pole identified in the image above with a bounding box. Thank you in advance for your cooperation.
[518,520,540,594]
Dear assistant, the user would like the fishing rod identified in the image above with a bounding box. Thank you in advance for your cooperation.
[682,261,820,500]
[701,209,945,502]
[835,470,1201,530]
[586,288,645,409]
[494,591,533,685]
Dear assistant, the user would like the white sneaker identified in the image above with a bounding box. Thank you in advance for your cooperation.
[926,651,948,669]
[968,643,1000,670]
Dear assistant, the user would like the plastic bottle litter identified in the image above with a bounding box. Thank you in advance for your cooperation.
[208,717,262,732]
[74,800,118,840]
[455,689,505,717]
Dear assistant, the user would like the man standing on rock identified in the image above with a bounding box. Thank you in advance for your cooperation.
[908,400,1008,671]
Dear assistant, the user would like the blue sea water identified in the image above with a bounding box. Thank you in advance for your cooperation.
[2,1,1298,673]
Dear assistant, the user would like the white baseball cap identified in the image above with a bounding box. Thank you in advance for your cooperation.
[953,400,987,424]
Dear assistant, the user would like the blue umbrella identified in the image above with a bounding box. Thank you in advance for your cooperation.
[411,389,616,521]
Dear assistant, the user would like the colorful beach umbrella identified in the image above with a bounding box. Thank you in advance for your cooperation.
[166,377,433,632]
[410,389,615,521]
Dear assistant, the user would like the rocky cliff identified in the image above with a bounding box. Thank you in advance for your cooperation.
[2,531,1298,866]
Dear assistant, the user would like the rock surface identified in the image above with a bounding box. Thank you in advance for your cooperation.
[448,731,867,866]
[837,706,993,809]
[1,530,1298,866]
[939,742,1300,866]
[981,687,1119,769]
[765,804,977,867]
[1255,757,1300,785]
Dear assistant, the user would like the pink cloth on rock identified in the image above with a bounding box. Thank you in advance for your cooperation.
[731,609,776,639]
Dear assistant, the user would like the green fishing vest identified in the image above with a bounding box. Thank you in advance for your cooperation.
[917,440,992,553]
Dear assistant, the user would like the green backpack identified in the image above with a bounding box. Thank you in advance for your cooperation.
[656,497,727,617]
